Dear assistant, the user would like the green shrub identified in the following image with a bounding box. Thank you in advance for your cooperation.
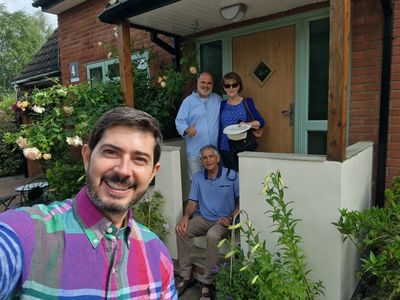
[45,156,85,201]
[0,97,23,176]
[132,191,169,240]
[334,175,400,299]
[133,53,196,139]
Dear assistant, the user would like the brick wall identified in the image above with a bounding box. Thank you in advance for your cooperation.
[350,0,384,182]
[58,0,172,85]
[388,0,400,183]
[351,0,400,186]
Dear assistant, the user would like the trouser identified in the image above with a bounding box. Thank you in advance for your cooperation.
[187,155,202,180]
[177,215,229,284]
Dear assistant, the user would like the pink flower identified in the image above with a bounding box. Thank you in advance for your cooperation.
[16,137,28,149]
[23,147,42,160]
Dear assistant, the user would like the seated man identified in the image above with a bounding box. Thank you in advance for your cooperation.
[175,144,239,298]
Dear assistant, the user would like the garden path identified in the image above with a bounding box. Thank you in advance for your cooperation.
[0,174,29,212]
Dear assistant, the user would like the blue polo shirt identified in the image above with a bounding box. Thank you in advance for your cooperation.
[189,166,239,221]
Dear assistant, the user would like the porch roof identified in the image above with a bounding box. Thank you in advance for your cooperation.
[98,0,326,37]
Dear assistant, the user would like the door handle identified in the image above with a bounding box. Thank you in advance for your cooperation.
[281,108,292,114]
[281,103,294,126]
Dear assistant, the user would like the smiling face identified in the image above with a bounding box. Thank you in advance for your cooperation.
[200,147,220,173]
[197,73,214,98]
[223,79,240,98]
[82,125,160,220]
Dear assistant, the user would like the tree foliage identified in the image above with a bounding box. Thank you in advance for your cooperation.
[0,4,53,98]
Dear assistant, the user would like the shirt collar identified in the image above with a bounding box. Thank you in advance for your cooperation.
[73,186,132,248]
[203,164,223,180]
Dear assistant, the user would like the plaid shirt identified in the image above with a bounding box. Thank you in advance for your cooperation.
[0,187,177,299]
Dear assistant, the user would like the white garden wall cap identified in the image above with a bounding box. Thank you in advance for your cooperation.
[223,124,251,141]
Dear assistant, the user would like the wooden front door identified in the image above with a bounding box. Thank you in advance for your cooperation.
[233,25,295,153]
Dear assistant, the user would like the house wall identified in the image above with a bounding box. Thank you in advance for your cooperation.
[57,0,173,85]
[388,1,400,183]
[350,0,400,186]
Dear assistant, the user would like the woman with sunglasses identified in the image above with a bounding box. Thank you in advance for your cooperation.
[219,72,265,171]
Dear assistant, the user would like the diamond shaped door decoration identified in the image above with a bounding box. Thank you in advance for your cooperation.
[251,58,273,86]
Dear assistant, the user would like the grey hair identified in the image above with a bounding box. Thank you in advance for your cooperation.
[199,144,219,157]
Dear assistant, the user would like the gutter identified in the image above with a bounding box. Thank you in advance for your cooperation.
[376,0,393,207]
[13,71,61,86]
[32,0,63,10]
[98,0,180,25]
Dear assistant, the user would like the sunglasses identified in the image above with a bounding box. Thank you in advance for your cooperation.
[223,83,239,89]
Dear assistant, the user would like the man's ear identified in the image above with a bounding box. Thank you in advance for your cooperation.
[150,162,161,184]
[81,144,91,171]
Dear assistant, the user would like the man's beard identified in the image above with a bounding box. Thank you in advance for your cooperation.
[86,172,146,214]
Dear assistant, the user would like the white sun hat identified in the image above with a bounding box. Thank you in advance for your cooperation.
[223,124,251,141]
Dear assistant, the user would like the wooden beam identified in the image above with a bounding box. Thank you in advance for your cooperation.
[327,0,351,162]
[117,20,134,107]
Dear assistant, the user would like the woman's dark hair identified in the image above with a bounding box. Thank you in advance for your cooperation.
[221,72,243,93]
[88,106,163,166]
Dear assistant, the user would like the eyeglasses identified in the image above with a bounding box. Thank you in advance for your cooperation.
[223,83,239,89]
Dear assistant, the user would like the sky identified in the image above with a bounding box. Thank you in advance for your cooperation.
[0,0,58,29]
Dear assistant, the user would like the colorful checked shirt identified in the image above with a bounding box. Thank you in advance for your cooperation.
[0,186,177,299]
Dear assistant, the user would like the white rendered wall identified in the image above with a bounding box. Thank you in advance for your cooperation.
[238,141,373,300]
[158,141,373,298]
[155,145,183,259]
[340,142,373,299]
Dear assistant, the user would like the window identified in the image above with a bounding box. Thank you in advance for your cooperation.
[308,18,329,121]
[200,41,223,94]
[306,17,329,154]
[86,52,149,83]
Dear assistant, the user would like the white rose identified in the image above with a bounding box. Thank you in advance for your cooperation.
[42,153,52,160]
[32,105,45,114]
[63,106,74,115]
[23,147,42,160]
[66,136,83,147]
[189,66,197,75]
[16,137,28,149]
[160,81,166,88]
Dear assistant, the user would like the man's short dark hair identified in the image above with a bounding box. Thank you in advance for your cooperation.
[88,106,163,165]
